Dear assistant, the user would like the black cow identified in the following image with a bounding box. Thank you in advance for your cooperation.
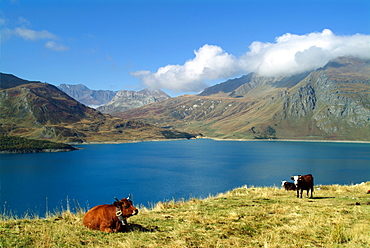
[281,181,296,190]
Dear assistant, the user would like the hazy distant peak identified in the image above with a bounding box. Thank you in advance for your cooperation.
[57,83,117,106]
[58,83,90,91]
[97,88,171,114]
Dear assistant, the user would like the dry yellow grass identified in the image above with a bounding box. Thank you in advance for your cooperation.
[1,182,369,247]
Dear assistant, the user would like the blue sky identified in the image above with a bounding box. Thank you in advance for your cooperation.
[1,0,370,96]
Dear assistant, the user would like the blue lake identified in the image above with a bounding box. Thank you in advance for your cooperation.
[1,139,369,217]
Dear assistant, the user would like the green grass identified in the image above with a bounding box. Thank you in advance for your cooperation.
[1,182,370,247]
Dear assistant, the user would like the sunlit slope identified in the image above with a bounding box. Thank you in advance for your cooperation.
[116,57,370,141]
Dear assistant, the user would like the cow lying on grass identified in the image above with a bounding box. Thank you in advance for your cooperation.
[83,196,138,233]
[281,181,296,190]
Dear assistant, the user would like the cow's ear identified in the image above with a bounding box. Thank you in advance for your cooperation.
[113,201,121,207]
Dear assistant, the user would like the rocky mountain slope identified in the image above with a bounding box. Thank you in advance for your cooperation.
[58,84,171,112]
[97,88,171,114]
[0,73,195,143]
[57,84,116,107]
[116,57,370,141]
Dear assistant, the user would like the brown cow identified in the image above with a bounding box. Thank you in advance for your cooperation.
[83,197,138,233]
[291,174,314,198]
[281,181,296,191]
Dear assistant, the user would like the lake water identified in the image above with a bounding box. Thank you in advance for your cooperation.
[1,139,369,217]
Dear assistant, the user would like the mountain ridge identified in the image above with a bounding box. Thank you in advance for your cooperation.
[58,83,172,112]
[2,56,368,142]
[57,84,117,107]
[0,73,42,89]
[0,73,195,143]
[115,57,370,141]
[97,88,171,114]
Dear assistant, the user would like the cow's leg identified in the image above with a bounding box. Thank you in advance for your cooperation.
[296,189,299,198]
[100,222,113,233]
[300,189,303,198]
[115,220,129,232]
[120,224,129,232]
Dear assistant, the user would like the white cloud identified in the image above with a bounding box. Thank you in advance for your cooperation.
[1,17,69,52]
[45,41,69,51]
[133,29,370,93]
[241,29,370,76]
[132,44,243,92]
[13,27,58,41]
[17,17,30,26]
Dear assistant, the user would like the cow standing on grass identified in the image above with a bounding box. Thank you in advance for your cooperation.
[83,196,138,233]
[291,174,314,198]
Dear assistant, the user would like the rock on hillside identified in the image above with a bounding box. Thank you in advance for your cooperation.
[276,57,370,139]
[58,84,116,107]
[0,73,194,143]
[116,57,370,141]
[97,88,171,114]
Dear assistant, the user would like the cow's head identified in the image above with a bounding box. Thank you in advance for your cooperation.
[114,197,138,217]
[281,181,287,187]
[291,175,301,187]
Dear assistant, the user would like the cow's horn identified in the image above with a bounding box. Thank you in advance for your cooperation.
[114,197,119,202]
[127,194,131,200]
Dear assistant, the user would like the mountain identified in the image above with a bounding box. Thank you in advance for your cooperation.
[57,84,117,107]
[115,57,370,141]
[198,73,255,96]
[97,88,171,114]
[0,73,195,143]
[199,72,312,97]
[0,73,41,89]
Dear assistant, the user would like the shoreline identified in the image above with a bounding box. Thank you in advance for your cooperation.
[73,136,370,145]
[1,181,369,219]
[69,138,193,145]
[4,137,367,151]
[208,137,370,144]
[0,148,77,154]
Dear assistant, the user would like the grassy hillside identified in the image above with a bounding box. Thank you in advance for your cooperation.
[0,74,196,143]
[1,182,369,247]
